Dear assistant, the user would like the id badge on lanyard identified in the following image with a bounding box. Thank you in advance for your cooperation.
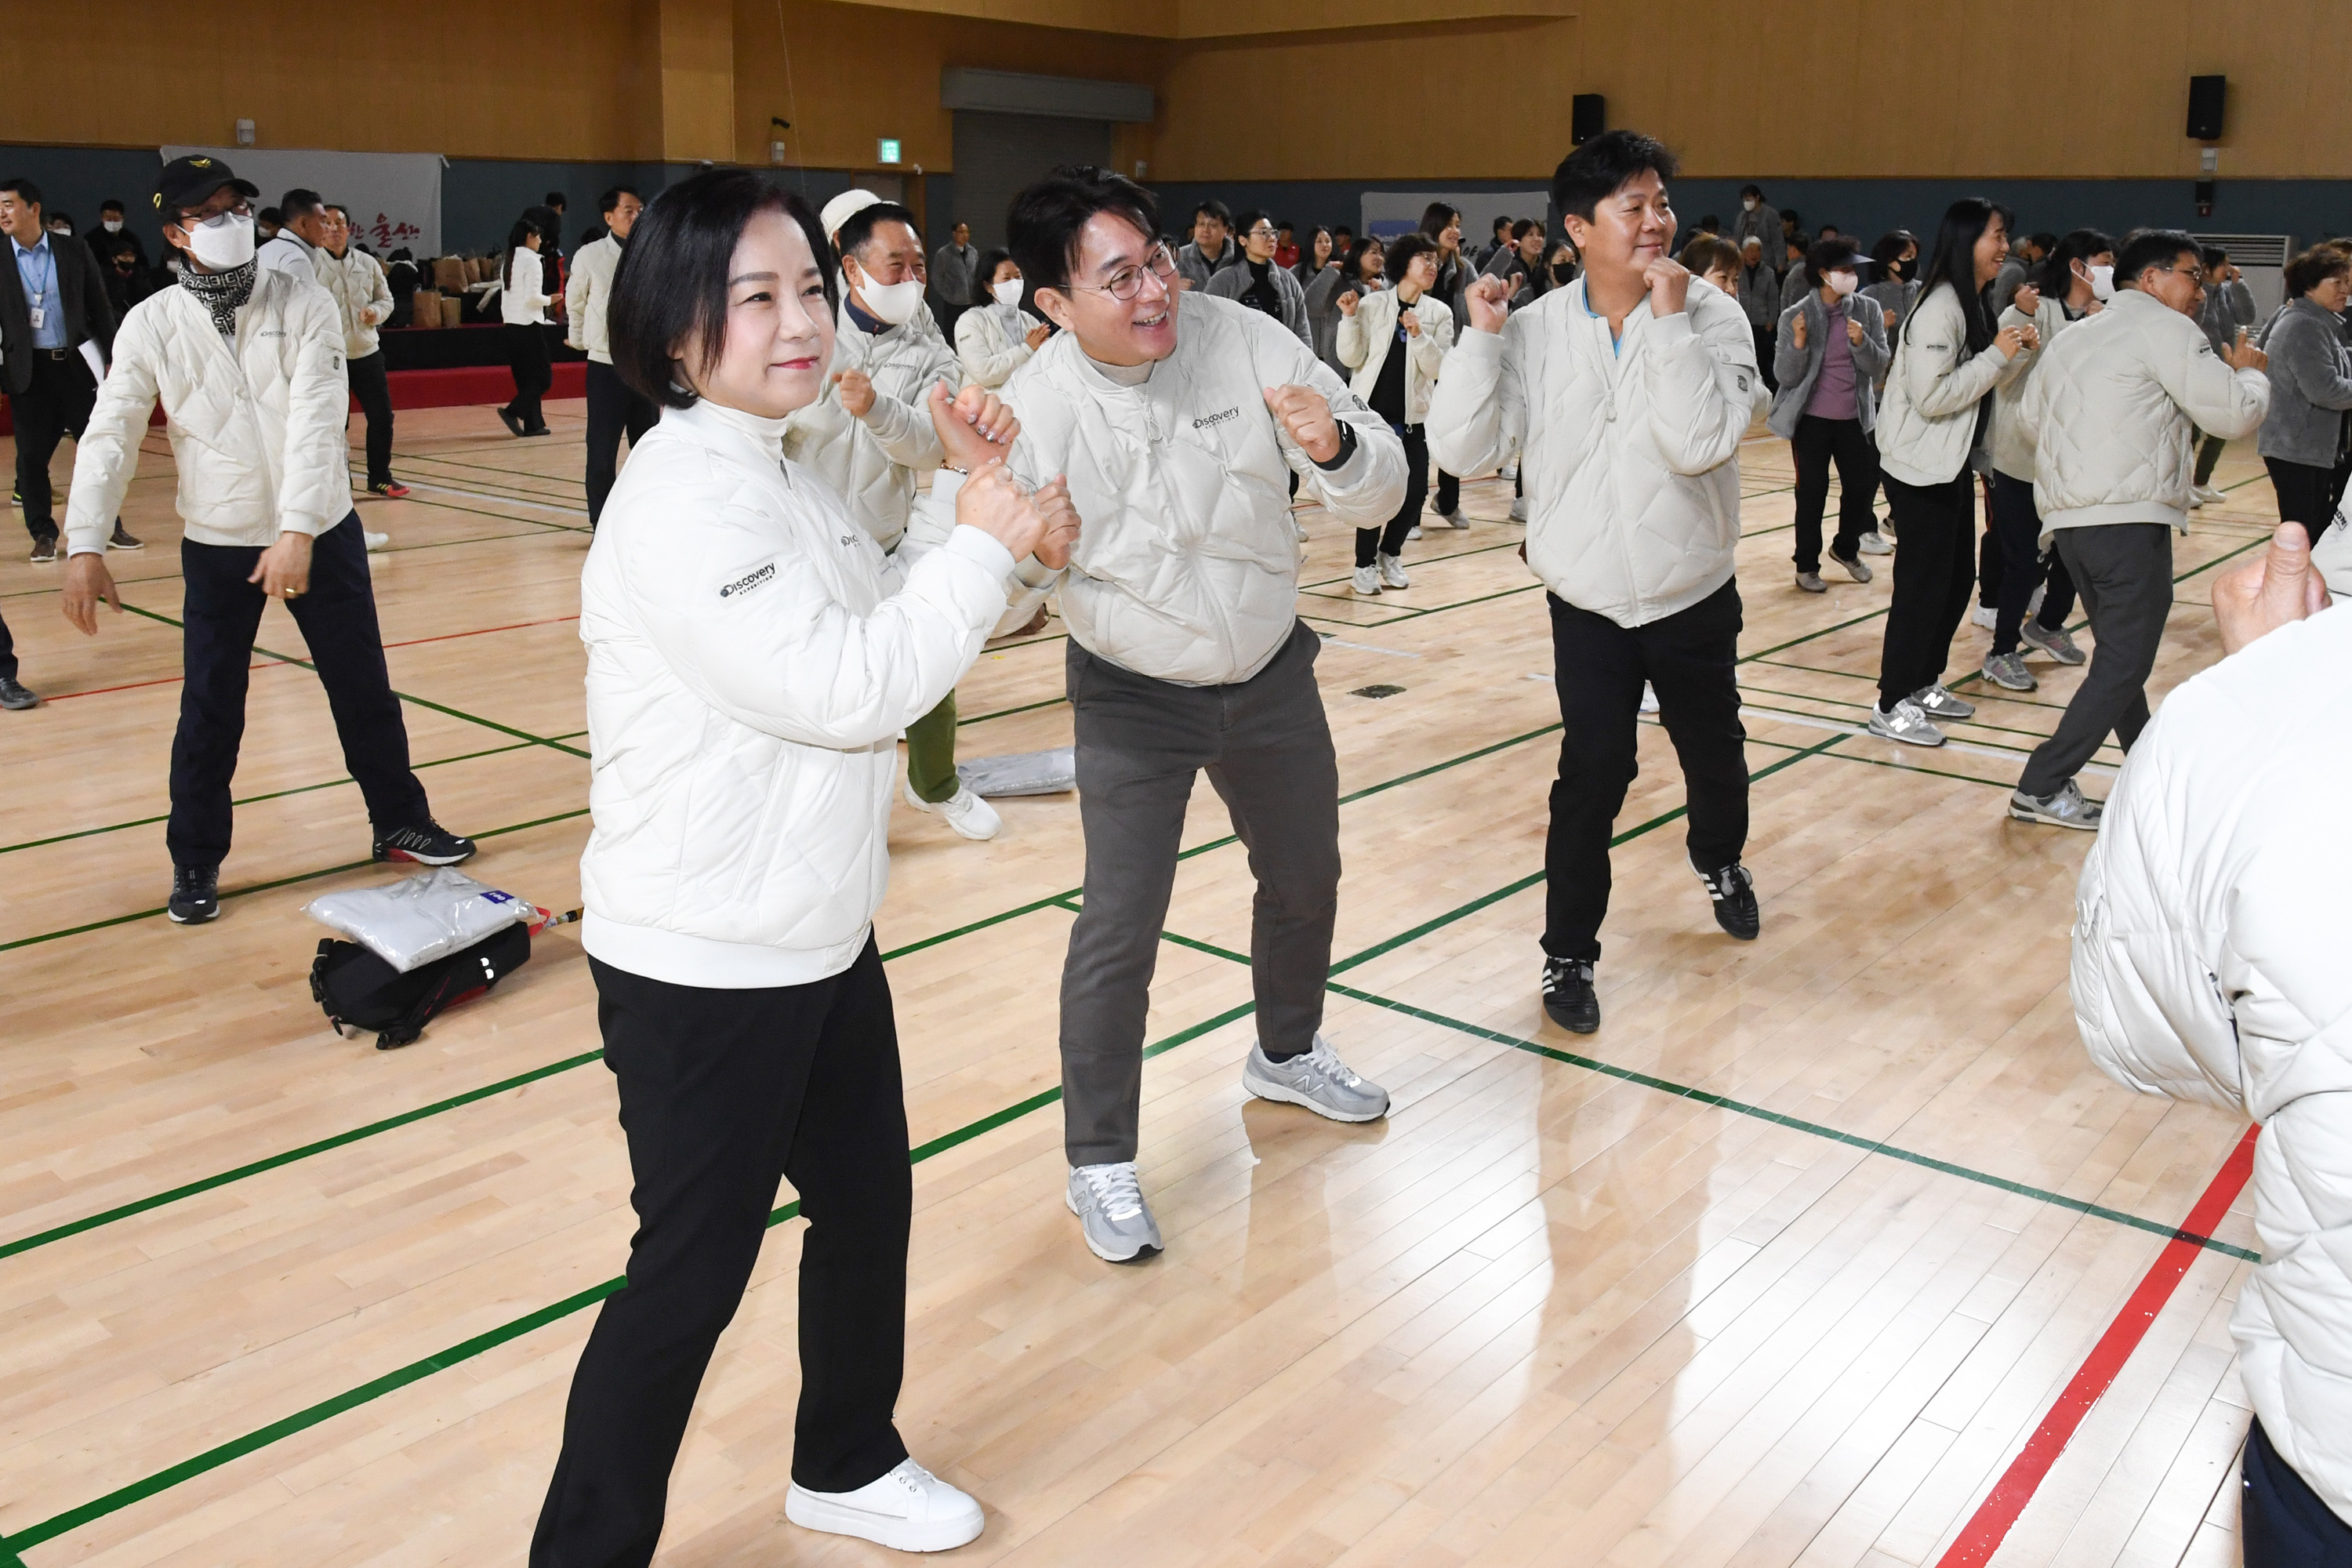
[27,304,44,332]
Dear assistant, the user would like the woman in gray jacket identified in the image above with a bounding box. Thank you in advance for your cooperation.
[1769,236,1889,593]
[1297,226,1346,378]
[2257,245,2352,533]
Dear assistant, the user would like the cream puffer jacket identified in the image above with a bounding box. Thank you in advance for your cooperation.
[954,299,1040,390]
[1872,281,2028,486]
[2020,289,2270,535]
[782,299,960,553]
[996,289,1406,687]
[64,268,351,554]
[564,233,622,364]
[2074,601,2352,1527]
[1987,293,2085,483]
[314,246,393,359]
[1427,277,1758,630]
[1337,286,1454,426]
[579,396,1018,989]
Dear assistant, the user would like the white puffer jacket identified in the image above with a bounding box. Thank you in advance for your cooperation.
[954,299,1039,390]
[64,268,351,554]
[2021,289,2270,535]
[782,299,960,552]
[2074,601,2352,1526]
[1427,277,1758,630]
[315,246,392,359]
[996,289,1406,686]
[579,396,1017,988]
[1987,293,2085,483]
[1337,286,1454,425]
[1872,281,2027,486]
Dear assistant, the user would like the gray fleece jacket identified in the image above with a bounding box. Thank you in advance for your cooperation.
[2256,297,2352,467]
[1205,258,1312,347]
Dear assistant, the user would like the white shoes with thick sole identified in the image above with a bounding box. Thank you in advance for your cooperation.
[786,1457,984,1552]
[902,776,1001,840]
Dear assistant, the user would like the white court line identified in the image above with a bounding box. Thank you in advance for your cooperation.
[1736,703,2117,779]
[1321,637,1422,659]
[354,471,590,520]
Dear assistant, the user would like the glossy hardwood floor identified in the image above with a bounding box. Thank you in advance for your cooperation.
[0,402,2266,1567]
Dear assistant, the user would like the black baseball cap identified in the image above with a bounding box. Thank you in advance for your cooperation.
[153,155,260,220]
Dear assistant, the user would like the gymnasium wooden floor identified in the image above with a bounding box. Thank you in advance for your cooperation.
[0,401,2270,1567]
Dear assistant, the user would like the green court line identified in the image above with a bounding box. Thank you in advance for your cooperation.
[0,1000,1261,1562]
[956,695,1067,727]
[1323,985,2260,1265]
[0,735,587,858]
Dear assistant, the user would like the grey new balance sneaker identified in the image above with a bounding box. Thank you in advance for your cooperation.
[1067,1162,1162,1263]
[1243,1034,1389,1123]
[1981,651,2037,691]
[2008,779,2103,830]
[2020,619,2087,666]
[1868,698,1945,747]
[1911,683,1976,720]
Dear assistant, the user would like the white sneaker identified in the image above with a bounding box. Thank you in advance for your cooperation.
[902,776,1001,840]
[1857,530,1893,555]
[786,1457,985,1552]
[1430,505,1469,530]
[1868,698,1946,747]
[363,531,390,551]
[2190,482,2227,507]
[1406,524,1423,540]
[1508,496,1528,523]
[1639,682,1659,714]
[1294,520,1309,543]
[1377,552,1410,590]
[1970,604,1998,631]
[1352,564,1381,596]
[1500,463,1519,481]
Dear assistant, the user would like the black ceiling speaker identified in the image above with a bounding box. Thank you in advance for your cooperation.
[1571,95,1605,145]
[2187,75,2226,140]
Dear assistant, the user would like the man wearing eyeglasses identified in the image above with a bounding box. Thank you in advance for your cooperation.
[1174,200,1240,292]
[2005,227,2270,831]
[1204,208,1312,347]
[58,155,474,926]
[978,166,1404,1265]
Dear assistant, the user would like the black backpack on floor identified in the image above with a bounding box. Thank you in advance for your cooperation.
[309,922,532,1051]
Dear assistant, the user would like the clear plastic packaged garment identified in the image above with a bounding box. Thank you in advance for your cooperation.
[956,746,1077,797]
[304,867,539,974]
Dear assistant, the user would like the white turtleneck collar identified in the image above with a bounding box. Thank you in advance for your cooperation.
[677,394,793,453]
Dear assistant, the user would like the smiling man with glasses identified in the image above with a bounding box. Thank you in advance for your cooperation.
[981,165,1404,1265]
[2005,227,2270,830]
[1205,207,1312,346]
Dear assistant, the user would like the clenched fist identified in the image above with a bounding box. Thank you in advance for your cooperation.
[1033,475,1081,570]
[953,462,1047,560]
[1465,274,1512,335]
[1262,384,1342,465]
[833,367,876,418]
[927,381,1018,474]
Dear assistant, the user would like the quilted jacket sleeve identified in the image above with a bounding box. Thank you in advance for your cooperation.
[1408,300,1452,378]
[955,308,1032,390]
[625,474,1014,750]
[1336,297,1370,369]
[1644,295,1756,477]
[1269,320,1406,528]
[1427,321,1522,479]
[279,284,354,536]
[63,305,162,555]
[2154,315,2269,442]
[862,338,956,472]
[1897,289,2015,419]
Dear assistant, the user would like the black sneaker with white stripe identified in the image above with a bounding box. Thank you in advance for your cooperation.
[1541,955,1599,1034]
[372,820,478,866]
[1693,857,1760,941]
[168,864,221,924]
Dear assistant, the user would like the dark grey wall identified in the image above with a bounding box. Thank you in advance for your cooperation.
[1144,176,2352,252]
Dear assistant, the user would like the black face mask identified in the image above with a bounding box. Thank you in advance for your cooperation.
[1551,260,1577,285]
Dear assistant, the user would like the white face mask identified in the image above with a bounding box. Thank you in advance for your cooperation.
[103,218,123,233]
[1827,269,1859,297]
[855,274,924,326]
[176,210,256,270]
[2085,263,2115,301]
[992,278,1025,308]
[1742,197,1759,212]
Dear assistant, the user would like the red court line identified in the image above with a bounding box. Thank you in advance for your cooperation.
[1934,1123,2260,1567]
[380,614,579,650]
[39,659,290,703]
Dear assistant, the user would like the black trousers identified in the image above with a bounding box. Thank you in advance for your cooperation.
[1977,493,2004,608]
[532,942,913,1568]
[0,601,16,682]
[169,514,429,869]
[1435,468,1460,514]
[1359,423,1425,566]
[584,360,658,525]
[2268,456,2339,532]
[1753,325,1778,392]
[1788,415,1877,572]
[2245,1417,2352,1566]
[504,324,553,431]
[13,350,98,541]
[1985,471,2078,655]
[1544,580,1748,964]
[1876,472,1977,710]
[2016,524,2172,798]
[347,350,395,488]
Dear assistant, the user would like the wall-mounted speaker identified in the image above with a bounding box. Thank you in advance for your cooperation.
[2187,75,2226,140]
[1571,94,1605,145]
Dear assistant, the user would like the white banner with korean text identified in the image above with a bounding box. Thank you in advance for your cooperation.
[162,147,441,256]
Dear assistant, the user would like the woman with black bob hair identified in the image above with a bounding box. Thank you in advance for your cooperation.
[496,204,561,437]
[534,168,1073,1566]
[1865,198,2034,746]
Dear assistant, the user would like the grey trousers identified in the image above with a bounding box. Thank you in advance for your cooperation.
[1059,622,1341,1167]
[2017,524,2173,798]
